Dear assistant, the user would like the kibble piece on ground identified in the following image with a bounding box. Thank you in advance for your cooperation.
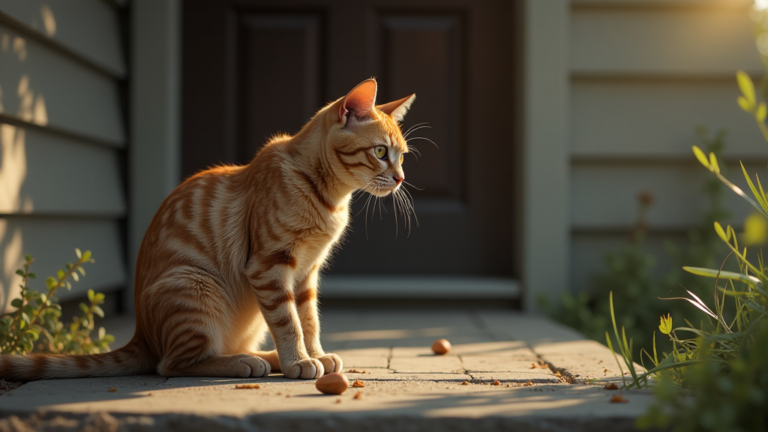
[316,373,349,395]
[431,339,451,355]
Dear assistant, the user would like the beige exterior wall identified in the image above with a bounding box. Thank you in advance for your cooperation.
[0,0,128,312]
[567,0,766,296]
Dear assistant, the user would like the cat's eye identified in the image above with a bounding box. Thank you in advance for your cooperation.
[399,154,404,165]
[374,146,387,160]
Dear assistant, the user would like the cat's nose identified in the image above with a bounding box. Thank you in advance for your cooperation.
[393,176,404,185]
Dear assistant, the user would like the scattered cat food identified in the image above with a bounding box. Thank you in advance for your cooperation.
[352,380,365,388]
[286,394,291,398]
[523,381,534,387]
[492,380,501,386]
[604,383,619,390]
[505,384,510,388]
[108,387,116,392]
[353,391,363,400]
[431,339,451,355]
[316,372,349,395]
[235,384,261,389]
[347,369,366,374]
[530,361,549,369]
[276,392,282,396]
[335,399,342,404]
[461,380,469,386]
[609,394,629,403]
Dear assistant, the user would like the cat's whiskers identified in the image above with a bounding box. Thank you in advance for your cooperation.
[351,175,376,201]
[406,146,421,161]
[402,180,424,191]
[403,123,430,139]
[406,136,438,149]
[357,186,376,218]
[399,184,419,231]
[392,188,400,238]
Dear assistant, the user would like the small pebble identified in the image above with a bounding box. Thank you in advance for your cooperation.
[316,373,349,395]
[431,339,451,355]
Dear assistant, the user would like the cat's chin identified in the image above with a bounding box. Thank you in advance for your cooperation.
[365,187,396,197]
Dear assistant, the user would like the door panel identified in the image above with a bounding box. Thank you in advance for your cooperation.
[378,14,465,203]
[238,14,324,162]
[182,0,520,280]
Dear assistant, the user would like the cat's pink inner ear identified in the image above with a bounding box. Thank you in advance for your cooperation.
[339,79,378,124]
[377,94,416,123]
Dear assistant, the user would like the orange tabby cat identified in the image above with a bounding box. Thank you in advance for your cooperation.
[1,79,415,380]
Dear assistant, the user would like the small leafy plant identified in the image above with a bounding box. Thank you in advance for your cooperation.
[0,249,114,355]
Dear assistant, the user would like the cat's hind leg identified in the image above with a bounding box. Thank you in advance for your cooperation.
[159,353,271,378]
[247,350,281,372]
[145,268,272,378]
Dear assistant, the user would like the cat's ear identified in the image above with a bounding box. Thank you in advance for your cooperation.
[377,94,416,123]
[339,79,378,126]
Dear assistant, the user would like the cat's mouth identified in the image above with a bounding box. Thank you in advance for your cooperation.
[364,182,398,197]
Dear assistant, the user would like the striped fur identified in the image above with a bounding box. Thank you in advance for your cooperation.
[0,79,415,381]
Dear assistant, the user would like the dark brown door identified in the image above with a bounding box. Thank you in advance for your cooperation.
[182,0,520,279]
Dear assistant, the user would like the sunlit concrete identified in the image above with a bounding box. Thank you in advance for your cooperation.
[0,309,654,431]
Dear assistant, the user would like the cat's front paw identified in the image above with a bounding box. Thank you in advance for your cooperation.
[282,358,324,379]
[316,353,343,374]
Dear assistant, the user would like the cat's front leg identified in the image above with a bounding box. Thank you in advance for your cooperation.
[248,264,324,379]
[296,266,343,374]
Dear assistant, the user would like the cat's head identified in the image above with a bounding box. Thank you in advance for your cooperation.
[326,79,415,197]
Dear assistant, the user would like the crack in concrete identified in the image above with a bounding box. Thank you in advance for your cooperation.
[528,351,577,385]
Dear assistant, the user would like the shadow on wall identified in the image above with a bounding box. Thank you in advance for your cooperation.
[0,4,57,311]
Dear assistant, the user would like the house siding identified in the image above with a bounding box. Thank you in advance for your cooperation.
[569,0,768,295]
[0,0,127,312]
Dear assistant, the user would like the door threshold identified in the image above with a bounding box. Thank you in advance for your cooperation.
[319,276,520,299]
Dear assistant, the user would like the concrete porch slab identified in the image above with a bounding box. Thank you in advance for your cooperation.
[0,309,656,431]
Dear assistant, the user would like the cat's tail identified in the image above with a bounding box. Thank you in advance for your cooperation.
[0,337,156,381]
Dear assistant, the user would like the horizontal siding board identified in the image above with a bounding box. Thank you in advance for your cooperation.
[0,0,126,78]
[0,123,125,216]
[571,78,766,159]
[0,217,126,313]
[0,23,125,147]
[571,232,689,296]
[571,6,761,76]
[571,162,765,229]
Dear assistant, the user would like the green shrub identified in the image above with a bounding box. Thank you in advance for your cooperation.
[0,249,114,355]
